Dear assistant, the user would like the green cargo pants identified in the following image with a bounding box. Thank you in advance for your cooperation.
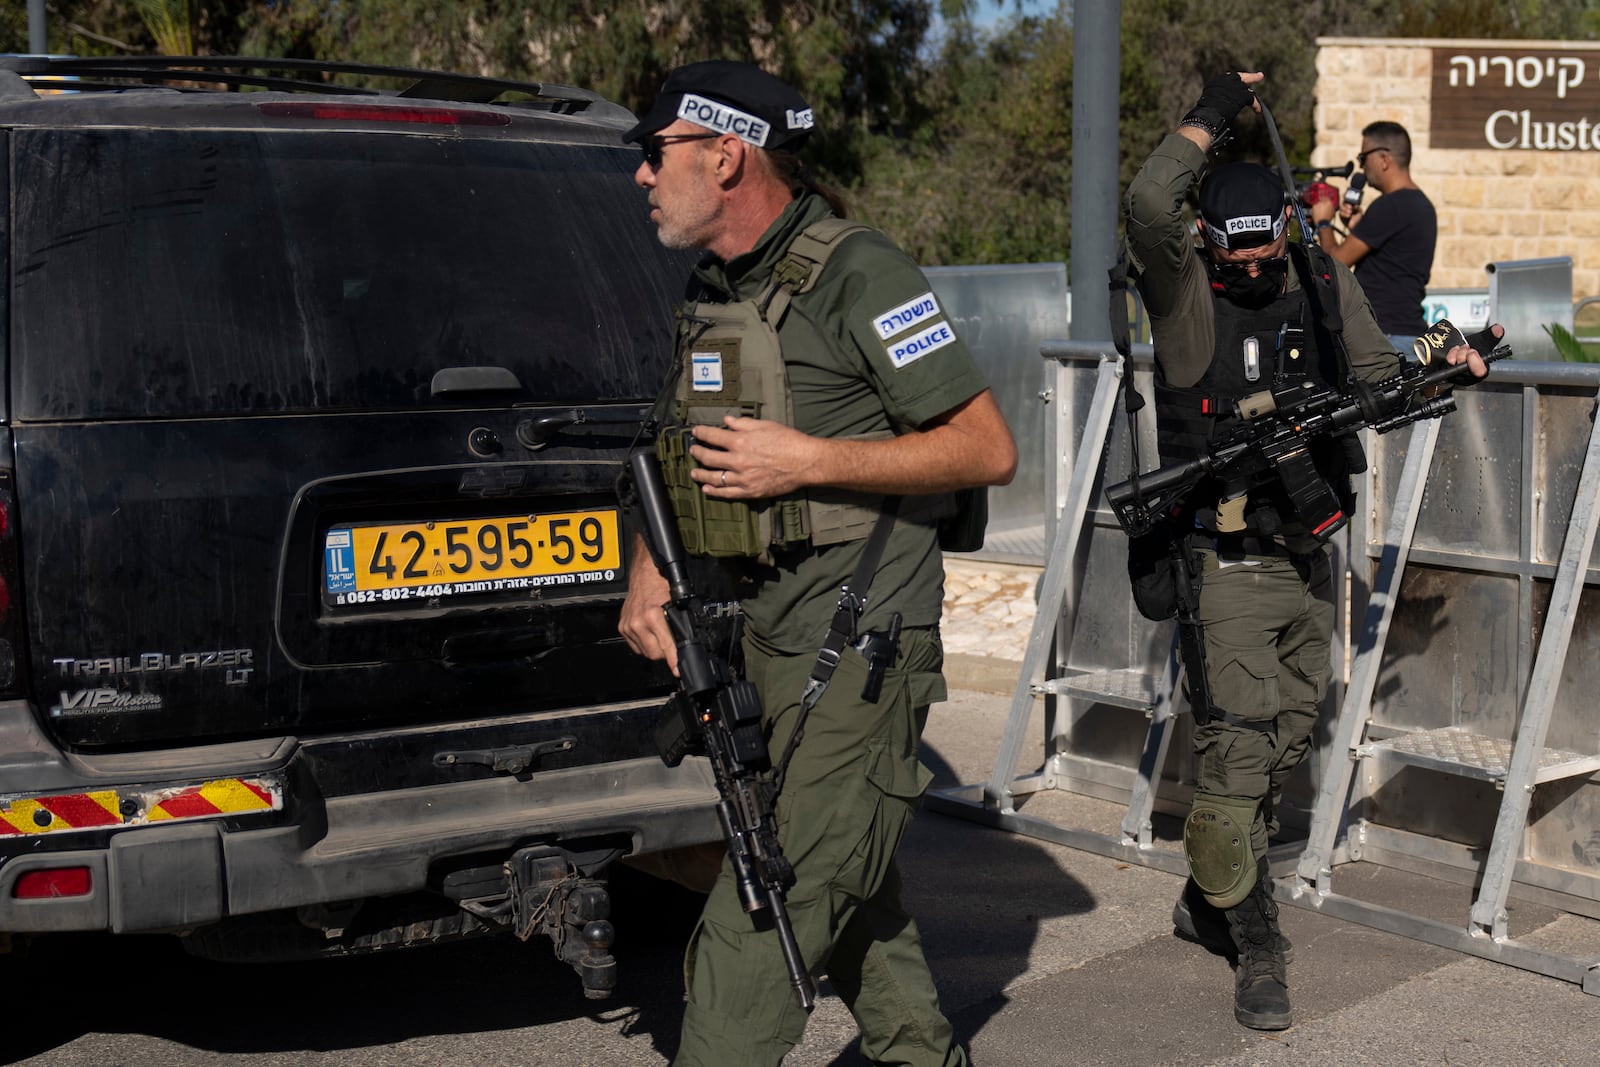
[674,625,967,1067]
[1187,547,1335,859]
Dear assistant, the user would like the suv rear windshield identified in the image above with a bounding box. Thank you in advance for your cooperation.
[12,127,683,420]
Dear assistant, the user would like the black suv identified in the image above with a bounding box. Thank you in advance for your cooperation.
[0,55,715,994]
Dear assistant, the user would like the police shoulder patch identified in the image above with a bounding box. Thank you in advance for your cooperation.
[872,291,942,341]
[884,318,958,369]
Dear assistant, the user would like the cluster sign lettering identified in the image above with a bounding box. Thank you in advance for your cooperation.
[1430,46,1600,152]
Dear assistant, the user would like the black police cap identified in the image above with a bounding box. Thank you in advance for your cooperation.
[1198,162,1287,250]
[624,60,815,151]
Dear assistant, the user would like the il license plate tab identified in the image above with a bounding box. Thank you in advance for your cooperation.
[322,509,623,609]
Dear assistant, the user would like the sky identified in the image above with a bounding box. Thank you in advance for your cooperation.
[974,0,1058,27]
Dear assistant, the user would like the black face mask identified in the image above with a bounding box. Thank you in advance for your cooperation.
[1209,255,1288,308]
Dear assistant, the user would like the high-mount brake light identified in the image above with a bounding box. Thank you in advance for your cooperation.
[255,102,511,127]
[14,867,93,899]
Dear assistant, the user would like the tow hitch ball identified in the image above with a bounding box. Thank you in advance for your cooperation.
[508,846,617,999]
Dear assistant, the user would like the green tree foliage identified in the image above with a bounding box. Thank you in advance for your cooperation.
[1392,0,1600,39]
[234,0,947,180]
[1120,0,1395,174]
[1544,323,1599,363]
[9,1,148,54]
[8,0,1600,265]
[850,11,1071,264]
[134,0,194,55]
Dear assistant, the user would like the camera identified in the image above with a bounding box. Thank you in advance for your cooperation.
[1292,161,1355,209]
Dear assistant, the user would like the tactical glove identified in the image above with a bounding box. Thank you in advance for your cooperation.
[1181,72,1255,146]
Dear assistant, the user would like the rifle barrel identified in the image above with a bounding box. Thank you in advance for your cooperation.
[628,450,695,602]
[768,890,817,1012]
[625,445,815,1013]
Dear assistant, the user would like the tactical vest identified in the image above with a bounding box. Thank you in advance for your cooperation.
[1153,246,1356,538]
[657,218,936,561]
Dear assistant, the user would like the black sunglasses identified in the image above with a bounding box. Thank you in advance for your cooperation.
[1356,147,1390,167]
[639,132,721,169]
[1212,253,1287,281]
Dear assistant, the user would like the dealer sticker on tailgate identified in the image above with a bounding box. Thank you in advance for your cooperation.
[323,509,622,607]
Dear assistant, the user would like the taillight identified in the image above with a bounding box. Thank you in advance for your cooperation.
[255,101,512,126]
[0,471,22,696]
[13,867,93,899]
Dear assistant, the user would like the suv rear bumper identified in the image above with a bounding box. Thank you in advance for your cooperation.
[0,754,719,934]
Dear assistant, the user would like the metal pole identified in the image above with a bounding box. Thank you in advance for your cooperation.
[1068,0,1121,341]
[28,0,47,55]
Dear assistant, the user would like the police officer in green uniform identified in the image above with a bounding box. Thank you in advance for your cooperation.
[618,61,1016,1066]
[1124,70,1492,1031]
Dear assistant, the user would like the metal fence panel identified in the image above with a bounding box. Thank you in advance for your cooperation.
[1357,365,1600,885]
[927,264,1068,562]
[932,344,1600,993]
[1489,257,1574,362]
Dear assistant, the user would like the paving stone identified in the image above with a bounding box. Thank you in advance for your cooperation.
[941,558,1040,677]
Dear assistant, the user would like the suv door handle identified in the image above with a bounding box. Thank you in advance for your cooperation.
[433,737,576,775]
[516,406,649,450]
[431,366,524,398]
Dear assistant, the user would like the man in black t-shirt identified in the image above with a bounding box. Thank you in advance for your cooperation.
[1310,121,1437,353]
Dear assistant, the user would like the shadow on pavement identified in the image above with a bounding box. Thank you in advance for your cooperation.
[4,736,1091,1067]
[1,870,703,1066]
[819,739,1098,1066]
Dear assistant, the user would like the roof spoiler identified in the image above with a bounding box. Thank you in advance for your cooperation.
[0,55,621,117]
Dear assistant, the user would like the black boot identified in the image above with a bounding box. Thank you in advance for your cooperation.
[1224,862,1291,1030]
[1174,877,1294,963]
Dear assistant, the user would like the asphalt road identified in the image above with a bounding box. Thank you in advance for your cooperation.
[10,674,1600,1066]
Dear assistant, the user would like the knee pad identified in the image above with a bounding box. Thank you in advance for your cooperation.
[1183,794,1258,909]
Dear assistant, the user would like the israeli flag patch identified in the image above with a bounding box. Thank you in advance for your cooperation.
[885,320,957,368]
[872,291,942,341]
[691,352,724,392]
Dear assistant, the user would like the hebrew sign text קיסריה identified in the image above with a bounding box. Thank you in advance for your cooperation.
[1431,47,1600,151]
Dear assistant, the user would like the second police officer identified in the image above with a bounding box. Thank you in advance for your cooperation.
[1123,70,1495,1030]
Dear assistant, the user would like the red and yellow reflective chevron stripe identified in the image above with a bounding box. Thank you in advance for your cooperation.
[0,790,121,835]
[0,777,280,836]
[148,779,275,821]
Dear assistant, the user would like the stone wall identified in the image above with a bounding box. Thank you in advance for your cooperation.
[1313,37,1600,306]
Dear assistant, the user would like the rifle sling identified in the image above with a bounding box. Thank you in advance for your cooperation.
[802,497,901,708]
[1108,241,1147,485]
[774,498,902,792]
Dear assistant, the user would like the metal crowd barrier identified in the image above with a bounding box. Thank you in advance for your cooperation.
[928,341,1600,994]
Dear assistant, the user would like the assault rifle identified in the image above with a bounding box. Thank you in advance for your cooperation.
[1106,326,1512,543]
[625,450,816,1013]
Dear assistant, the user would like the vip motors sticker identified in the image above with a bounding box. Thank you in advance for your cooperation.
[885,320,958,368]
[872,291,943,341]
[50,689,164,718]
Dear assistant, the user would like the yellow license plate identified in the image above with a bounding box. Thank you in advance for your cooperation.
[323,509,622,606]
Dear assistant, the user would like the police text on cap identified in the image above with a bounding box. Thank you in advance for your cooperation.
[677,93,771,147]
